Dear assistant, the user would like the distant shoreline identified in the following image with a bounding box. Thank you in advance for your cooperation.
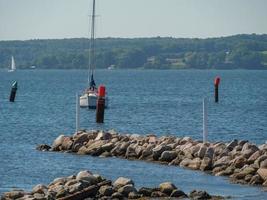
[1,34,267,70]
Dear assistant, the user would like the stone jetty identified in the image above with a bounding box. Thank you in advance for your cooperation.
[1,170,223,200]
[37,130,267,188]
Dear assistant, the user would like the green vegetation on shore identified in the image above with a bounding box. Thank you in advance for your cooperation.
[0,34,267,69]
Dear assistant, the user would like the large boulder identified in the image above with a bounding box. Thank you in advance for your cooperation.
[3,190,27,199]
[139,144,154,160]
[226,139,238,151]
[179,158,192,168]
[52,135,65,151]
[189,190,211,199]
[101,142,114,152]
[187,158,202,170]
[248,150,262,163]
[117,185,137,197]
[126,144,141,159]
[85,140,106,156]
[200,157,213,171]
[159,182,177,196]
[249,174,264,185]
[260,159,267,168]
[98,185,113,196]
[95,131,112,141]
[257,168,267,181]
[76,171,97,185]
[68,182,84,194]
[241,143,259,153]
[32,184,48,194]
[152,145,172,160]
[255,155,267,168]
[232,156,247,168]
[138,187,153,197]
[170,189,187,198]
[61,137,73,151]
[159,151,177,162]
[72,133,90,152]
[113,177,134,189]
[213,156,231,168]
[111,141,130,156]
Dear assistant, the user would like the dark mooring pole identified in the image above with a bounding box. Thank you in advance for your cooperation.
[9,81,18,102]
[214,77,220,103]
[96,85,106,123]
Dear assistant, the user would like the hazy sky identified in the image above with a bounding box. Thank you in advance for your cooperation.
[0,0,267,41]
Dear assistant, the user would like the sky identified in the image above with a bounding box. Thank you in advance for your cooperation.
[0,0,267,41]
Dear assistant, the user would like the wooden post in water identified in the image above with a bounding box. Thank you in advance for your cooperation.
[203,98,208,143]
[214,76,220,103]
[9,81,18,102]
[96,85,106,123]
[76,94,80,132]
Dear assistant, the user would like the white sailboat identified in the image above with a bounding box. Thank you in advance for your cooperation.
[80,0,108,109]
[8,56,16,72]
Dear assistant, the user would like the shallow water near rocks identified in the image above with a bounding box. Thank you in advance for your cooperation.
[0,69,267,199]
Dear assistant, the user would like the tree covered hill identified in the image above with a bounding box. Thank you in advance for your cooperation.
[1,34,267,69]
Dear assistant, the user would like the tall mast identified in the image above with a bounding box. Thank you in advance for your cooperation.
[88,0,96,88]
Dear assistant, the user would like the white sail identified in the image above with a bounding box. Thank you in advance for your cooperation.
[8,56,16,72]
[11,56,16,71]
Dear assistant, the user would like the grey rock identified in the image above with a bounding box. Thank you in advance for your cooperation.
[95,131,112,141]
[117,184,137,197]
[52,135,65,151]
[113,177,134,189]
[159,182,177,195]
[3,190,26,199]
[76,171,97,185]
[33,193,46,200]
[32,184,48,194]
[61,137,73,151]
[98,185,113,196]
[138,187,153,197]
[170,189,187,198]
[159,151,177,162]
[226,139,238,151]
[36,144,51,151]
[200,157,212,171]
[189,190,212,199]
[152,145,172,160]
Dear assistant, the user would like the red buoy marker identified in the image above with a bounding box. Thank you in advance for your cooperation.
[96,85,106,123]
[214,76,220,103]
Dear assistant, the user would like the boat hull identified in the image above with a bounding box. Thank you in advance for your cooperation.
[80,94,108,109]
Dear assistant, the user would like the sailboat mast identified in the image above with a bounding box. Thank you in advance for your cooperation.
[88,0,96,87]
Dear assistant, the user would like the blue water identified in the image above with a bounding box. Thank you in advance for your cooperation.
[0,69,267,199]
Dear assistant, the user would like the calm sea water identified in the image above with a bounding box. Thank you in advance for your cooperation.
[0,69,266,199]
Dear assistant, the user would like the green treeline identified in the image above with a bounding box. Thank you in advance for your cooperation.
[1,34,267,69]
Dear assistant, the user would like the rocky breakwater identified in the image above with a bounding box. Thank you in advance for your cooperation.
[1,170,223,200]
[37,130,267,188]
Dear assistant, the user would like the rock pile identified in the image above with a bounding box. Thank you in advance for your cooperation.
[38,130,267,187]
[1,170,222,200]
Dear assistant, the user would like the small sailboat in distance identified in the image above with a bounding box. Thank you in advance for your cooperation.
[80,0,108,109]
[8,56,16,72]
